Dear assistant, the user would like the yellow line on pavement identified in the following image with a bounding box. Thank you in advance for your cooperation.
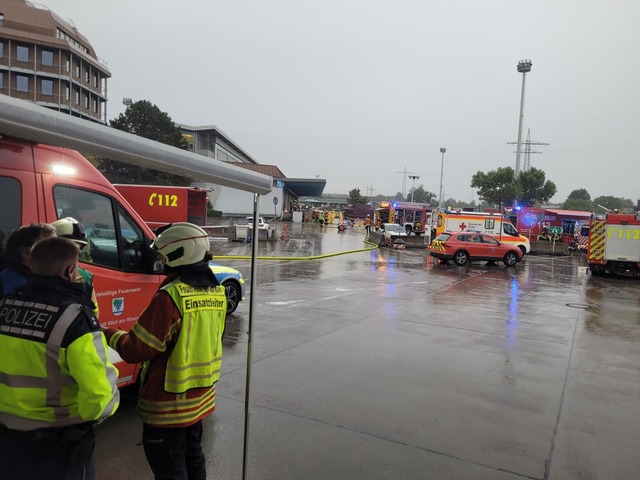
[212,240,379,261]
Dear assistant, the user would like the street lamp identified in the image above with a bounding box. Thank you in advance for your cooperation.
[408,175,420,202]
[438,148,446,208]
[514,59,532,175]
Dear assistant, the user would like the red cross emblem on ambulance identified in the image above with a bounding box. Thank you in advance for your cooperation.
[460,222,467,231]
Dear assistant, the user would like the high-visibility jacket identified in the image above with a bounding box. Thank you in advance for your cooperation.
[161,279,227,394]
[0,276,119,431]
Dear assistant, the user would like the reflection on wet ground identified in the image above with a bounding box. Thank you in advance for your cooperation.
[97,222,640,480]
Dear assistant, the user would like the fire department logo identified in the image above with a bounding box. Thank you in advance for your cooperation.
[112,298,124,316]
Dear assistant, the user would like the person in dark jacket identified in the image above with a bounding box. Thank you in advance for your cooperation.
[0,237,119,480]
[0,223,56,297]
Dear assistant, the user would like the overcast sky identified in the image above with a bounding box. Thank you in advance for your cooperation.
[43,0,639,203]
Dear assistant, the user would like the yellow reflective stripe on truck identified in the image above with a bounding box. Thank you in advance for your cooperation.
[589,219,606,261]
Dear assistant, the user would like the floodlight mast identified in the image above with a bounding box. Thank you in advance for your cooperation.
[438,148,446,208]
[514,60,532,176]
[408,175,420,202]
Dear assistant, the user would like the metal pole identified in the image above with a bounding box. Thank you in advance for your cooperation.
[515,60,532,176]
[242,194,261,480]
[438,148,446,209]
[408,175,419,203]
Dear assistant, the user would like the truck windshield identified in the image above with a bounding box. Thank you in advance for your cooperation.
[503,223,519,237]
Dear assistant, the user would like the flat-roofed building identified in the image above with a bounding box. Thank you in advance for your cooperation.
[179,124,258,165]
[0,0,110,123]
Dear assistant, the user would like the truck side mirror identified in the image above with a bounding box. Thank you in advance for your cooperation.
[580,226,590,236]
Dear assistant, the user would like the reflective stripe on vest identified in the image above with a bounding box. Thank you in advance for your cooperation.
[0,303,80,430]
[162,280,226,394]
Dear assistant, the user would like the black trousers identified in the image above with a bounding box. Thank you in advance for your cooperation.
[142,421,206,480]
[0,424,96,480]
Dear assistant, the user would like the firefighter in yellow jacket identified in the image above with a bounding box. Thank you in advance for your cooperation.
[0,237,119,480]
[104,222,226,480]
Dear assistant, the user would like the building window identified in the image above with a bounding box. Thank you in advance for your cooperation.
[76,64,80,78]
[0,13,4,28]
[42,79,53,96]
[0,41,4,58]
[17,45,29,63]
[65,85,70,100]
[84,94,89,109]
[0,72,3,90]
[93,98,98,113]
[42,50,54,67]
[85,70,89,83]
[65,58,70,72]
[16,75,29,93]
[75,90,80,105]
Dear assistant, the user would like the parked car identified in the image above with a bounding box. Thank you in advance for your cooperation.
[245,216,269,230]
[428,232,522,266]
[209,262,245,314]
[381,223,408,247]
[381,223,408,236]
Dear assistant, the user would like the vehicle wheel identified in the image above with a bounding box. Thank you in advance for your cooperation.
[519,245,527,256]
[453,250,469,266]
[504,251,518,267]
[222,280,241,314]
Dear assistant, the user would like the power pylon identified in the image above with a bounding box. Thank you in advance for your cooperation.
[507,129,549,171]
[395,166,415,198]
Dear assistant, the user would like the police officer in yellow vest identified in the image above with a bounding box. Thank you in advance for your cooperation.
[104,223,226,480]
[0,237,119,480]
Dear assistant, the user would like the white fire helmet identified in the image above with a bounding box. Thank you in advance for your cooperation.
[51,217,88,246]
[152,222,210,268]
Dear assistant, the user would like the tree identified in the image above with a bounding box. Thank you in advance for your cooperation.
[410,185,437,204]
[471,167,520,208]
[443,198,477,209]
[391,191,405,202]
[110,100,188,148]
[101,100,191,185]
[471,166,557,208]
[592,196,626,212]
[562,189,592,211]
[347,188,368,204]
[517,167,557,206]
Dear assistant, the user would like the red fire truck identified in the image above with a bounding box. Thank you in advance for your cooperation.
[587,212,640,276]
[115,184,210,229]
[514,207,591,250]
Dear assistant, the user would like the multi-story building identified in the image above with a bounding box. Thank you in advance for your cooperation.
[0,0,110,123]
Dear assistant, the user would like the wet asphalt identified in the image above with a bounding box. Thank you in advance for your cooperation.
[95,222,640,480]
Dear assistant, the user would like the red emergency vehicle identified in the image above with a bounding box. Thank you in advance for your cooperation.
[374,201,432,235]
[514,207,591,249]
[115,184,209,229]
